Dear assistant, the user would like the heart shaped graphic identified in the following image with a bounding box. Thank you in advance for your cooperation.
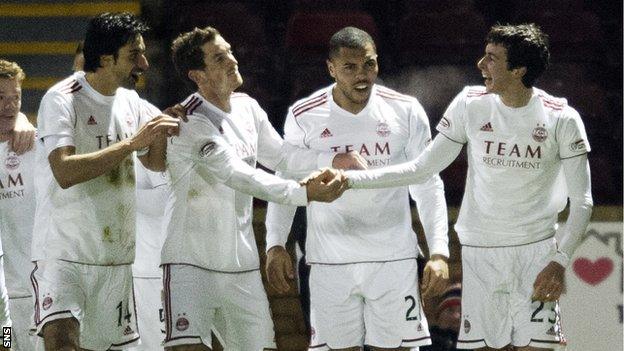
[572,257,614,285]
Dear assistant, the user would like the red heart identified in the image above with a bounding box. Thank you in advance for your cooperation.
[572,257,614,285]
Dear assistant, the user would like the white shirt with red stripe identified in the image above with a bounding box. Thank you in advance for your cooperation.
[33,71,160,265]
[265,84,449,264]
[0,138,36,297]
[161,92,334,272]
[434,86,591,247]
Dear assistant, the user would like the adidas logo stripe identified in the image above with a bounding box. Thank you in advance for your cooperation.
[320,128,333,138]
[480,122,493,132]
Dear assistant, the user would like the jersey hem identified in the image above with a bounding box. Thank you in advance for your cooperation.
[307,256,418,265]
[160,262,260,274]
[54,259,133,267]
[460,235,553,248]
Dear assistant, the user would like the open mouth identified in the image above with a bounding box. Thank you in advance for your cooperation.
[354,83,370,92]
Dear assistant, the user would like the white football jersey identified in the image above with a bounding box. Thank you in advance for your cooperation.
[436,86,591,246]
[161,92,331,272]
[132,162,170,278]
[33,72,159,265]
[0,141,35,297]
[267,84,449,264]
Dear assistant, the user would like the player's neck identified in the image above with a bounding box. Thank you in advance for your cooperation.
[499,84,533,108]
[85,71,119,96]
[0,133,10,143]
[332,87,367,115]
[199,87,231,113]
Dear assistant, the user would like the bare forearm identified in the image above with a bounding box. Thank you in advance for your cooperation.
[140,133,168,171]
[50,141,135,189]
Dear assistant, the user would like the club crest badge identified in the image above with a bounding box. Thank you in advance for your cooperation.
[176,317,189,331]
[5,152,19,170]
[42,296,53,311]
[463,319,471,334]
[376,122,391,137]
[532,125,548,142]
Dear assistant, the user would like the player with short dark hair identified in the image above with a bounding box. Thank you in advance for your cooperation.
[31,12,180,350]
[161,26,358,351]
[345,23,593,351]
[266,26,450,351]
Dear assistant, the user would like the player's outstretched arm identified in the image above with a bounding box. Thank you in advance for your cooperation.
[10,112,35,155]
[532,154,593,302]
[47,115,178,188]
[345,134,462,189]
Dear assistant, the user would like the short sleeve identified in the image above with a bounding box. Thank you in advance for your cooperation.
[557,107,591,159]
[37,91,75,141]
[436,87,468,144]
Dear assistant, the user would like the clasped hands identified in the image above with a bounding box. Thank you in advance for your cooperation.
[303,151,367,203]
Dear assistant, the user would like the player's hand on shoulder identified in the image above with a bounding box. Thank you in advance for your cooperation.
[130,114,180,150]
[532,261,565,302]
[266,246,295,295]
[163,103,188,122]
[304,168,349,202]
[421,254,450,300]
[332,151,368,170]
[10,112,35,155]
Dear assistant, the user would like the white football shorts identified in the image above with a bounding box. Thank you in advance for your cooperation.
[162,264,276,350]
[308,259,430,350]
[31,260,139,350]
[10,295,42,350]
[457,238,566,350]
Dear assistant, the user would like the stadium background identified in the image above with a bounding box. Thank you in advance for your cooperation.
[0,1,622,350]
